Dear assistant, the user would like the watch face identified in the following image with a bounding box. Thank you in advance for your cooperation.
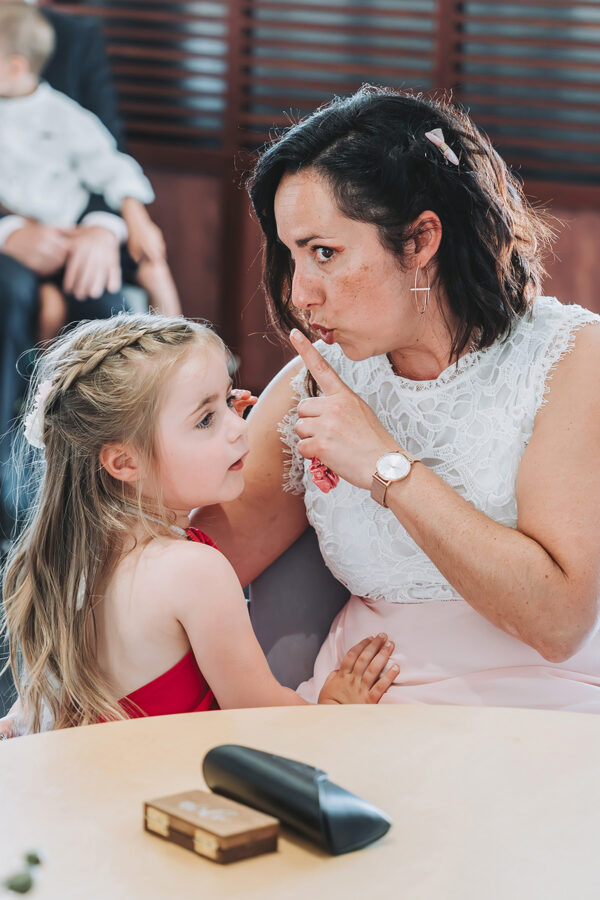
[376,452,411,481]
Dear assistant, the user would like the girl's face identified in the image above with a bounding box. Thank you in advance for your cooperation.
[148,344,249,520]
[274,169,421,361]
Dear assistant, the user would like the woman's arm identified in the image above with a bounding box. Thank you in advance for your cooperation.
[170,543,397,708]
[191,357,309,586]
[290,326,600,662]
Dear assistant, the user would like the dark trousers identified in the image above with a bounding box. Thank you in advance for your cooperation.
[0,251,130,540]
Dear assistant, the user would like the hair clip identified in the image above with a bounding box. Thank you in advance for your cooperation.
[23,380,54,449]
[424,129,459,166]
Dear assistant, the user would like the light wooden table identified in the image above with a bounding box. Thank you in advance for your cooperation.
[1,704,598,899]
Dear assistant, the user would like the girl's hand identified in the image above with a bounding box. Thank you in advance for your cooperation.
[289,330,402,490]
[318,634,399,704]
[231,389,258,417]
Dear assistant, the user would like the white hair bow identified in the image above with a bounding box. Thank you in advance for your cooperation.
[23,380,54,449]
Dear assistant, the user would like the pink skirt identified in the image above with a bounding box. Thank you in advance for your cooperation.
[296,595,600,712]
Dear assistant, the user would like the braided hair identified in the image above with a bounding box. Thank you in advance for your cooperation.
[2,313,224,731]
[249,85,554,392]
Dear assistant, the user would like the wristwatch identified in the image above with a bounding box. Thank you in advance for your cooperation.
[371,450,418,507]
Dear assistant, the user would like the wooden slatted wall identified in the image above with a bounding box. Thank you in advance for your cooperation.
[454,1,600,206]
[50,1,600,199]
[234,0,438,146]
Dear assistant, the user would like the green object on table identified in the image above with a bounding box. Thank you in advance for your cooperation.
[3,850,42,893]
[3,871,33,894]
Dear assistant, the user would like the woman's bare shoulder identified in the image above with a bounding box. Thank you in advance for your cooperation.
[540,320,600,412]
[247,355,304,431]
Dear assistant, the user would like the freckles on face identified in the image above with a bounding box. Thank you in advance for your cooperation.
[274,169,416,358]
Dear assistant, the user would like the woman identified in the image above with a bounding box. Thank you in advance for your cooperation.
[193,86,600,711]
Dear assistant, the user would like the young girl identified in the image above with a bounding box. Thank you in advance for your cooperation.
[0,314,398,737]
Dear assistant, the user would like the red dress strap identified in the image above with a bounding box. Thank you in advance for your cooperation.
[184,527,220,550]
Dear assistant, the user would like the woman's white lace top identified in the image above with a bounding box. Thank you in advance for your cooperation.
[280,297,599,604]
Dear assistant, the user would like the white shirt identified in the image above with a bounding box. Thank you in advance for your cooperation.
[281,296,600,604]
[0,82,154,229]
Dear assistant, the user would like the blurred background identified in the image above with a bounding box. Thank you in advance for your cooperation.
[46,0,600,393]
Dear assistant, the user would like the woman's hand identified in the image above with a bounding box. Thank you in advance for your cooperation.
[289,330,401,490]
[318,634,399,704]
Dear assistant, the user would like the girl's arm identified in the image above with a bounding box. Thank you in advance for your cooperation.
[191,357,309,586]
[169,542,397,709]
[289,325,600,663]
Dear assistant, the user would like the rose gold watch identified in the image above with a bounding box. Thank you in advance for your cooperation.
[370,450,418,507]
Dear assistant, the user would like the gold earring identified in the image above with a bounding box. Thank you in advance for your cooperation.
[410,265,430,316]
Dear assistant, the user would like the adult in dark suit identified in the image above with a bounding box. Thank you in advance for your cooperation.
[41,5,124,147]
[0,1,126,541]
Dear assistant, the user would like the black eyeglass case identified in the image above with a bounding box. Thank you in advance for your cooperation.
[202,744,392,855]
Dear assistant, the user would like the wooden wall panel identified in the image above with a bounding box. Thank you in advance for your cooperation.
[235,200,293,391]
[145,170,221,325]
[544,208,600,314]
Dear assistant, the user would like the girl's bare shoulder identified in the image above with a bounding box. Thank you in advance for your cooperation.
[138,536,242,603]
[139,534,229,573]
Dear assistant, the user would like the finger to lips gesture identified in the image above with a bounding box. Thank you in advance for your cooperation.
[289,329,400,491]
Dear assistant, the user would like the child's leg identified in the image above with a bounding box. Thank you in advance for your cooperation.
[38,282,67,342]
[136,259,181,316]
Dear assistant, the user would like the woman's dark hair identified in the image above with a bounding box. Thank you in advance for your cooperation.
[248,85,554,376]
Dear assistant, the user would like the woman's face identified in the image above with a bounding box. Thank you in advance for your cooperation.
[273,169,420,361]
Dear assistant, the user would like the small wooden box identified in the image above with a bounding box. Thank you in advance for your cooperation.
[144,790,279,864]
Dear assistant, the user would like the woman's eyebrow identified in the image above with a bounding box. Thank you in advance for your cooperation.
[276,234,327,248]
[296,234,325,247]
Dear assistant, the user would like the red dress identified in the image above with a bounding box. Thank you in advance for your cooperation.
[119,527,219,718]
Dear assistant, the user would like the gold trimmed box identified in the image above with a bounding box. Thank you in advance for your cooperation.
[144,790,279,864]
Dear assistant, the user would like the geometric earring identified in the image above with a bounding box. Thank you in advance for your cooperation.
[410,264,431,316]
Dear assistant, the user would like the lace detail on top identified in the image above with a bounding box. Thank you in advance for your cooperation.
[279,297,600,604]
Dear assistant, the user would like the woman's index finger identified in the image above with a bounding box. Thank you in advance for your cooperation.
[289,329,344,396]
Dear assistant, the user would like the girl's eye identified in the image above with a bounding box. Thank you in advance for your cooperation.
[314,246,335,262]
[196,412,214,429]
[226,394,236,408]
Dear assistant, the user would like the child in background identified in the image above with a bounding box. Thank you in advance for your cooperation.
[0,3,181,340]
[0,314,398,736]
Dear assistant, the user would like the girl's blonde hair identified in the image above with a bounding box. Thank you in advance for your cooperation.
[1,313,225,732]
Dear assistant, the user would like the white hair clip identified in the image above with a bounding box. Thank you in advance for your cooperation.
[424,128,459,166]
[23,379,54,449]
[76,574,87,611]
